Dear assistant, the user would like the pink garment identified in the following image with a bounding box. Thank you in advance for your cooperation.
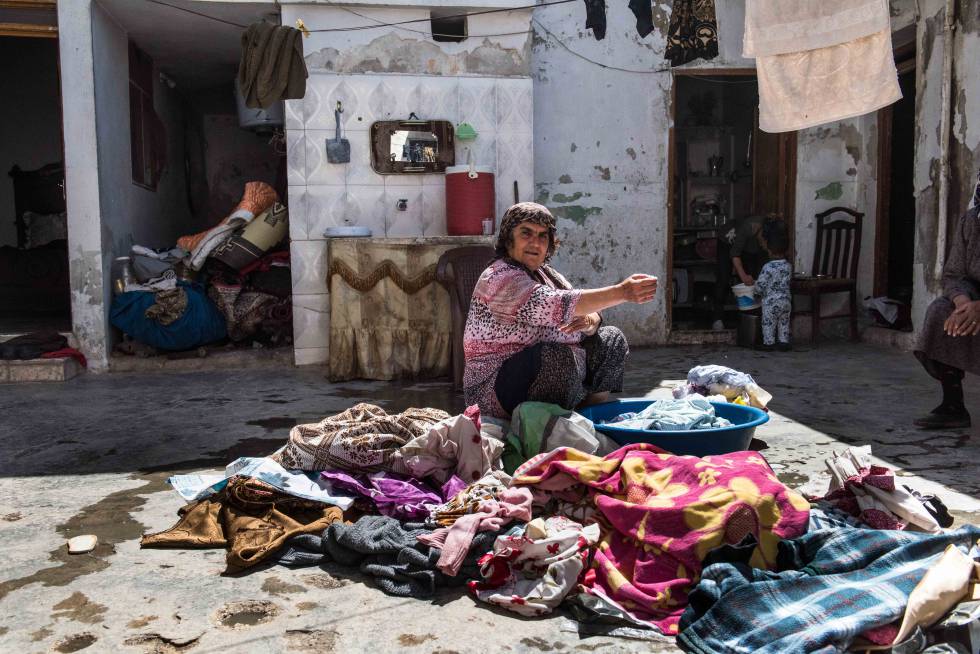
[397,410,503,484]
[462,258,584,418]
[418,486,534,577]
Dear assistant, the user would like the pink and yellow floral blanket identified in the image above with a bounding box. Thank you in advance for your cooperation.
[512,443,810,634]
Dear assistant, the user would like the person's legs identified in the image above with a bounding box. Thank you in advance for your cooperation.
[912,353,971,429]
[494,343,544,416]
[776,297,792,348]
[582,326,628,394]
[761,298,777,346]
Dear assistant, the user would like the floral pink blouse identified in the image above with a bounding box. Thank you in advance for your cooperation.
[463,258,585,417]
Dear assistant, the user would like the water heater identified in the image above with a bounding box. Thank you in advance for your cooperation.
[234,78,284,132]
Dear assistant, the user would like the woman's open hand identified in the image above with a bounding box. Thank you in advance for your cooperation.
[618,274,658,304]
[560,313,599,335]
[945,299,980,336]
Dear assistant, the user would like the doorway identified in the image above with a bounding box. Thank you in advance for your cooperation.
[668,72,796,334]
[874,45,916,319]
[0,31,71,335]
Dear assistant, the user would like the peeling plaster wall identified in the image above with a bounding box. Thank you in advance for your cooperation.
[532,1,756,346]
[793,115,878,319]
[281,3,534,365]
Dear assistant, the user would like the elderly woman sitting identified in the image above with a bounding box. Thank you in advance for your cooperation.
[463,202,657,418]
[912,176,980,429]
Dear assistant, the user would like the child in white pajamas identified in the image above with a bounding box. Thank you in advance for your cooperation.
[754,221,792,350]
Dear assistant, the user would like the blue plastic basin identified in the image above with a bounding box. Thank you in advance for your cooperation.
[577,398,769,457]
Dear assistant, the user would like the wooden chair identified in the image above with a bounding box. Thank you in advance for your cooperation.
[436,245,496,391]
[791,207,863,343]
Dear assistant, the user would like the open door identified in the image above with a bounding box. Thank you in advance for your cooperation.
[751,112,797,262]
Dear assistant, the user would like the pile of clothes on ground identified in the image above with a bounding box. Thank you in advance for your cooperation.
[143,388,980,653]
[111,181,292,355]
[0,331,86,367]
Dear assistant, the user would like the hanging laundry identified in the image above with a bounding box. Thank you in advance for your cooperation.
[581,0,606,40]
[628,0,654,38]
[238,21,308,109]
[664,0,719,67]
[676,524,980,654]
[141,476,344,570]
[742,0,899,132]
[468,516,600,617]
[512,443,810,634]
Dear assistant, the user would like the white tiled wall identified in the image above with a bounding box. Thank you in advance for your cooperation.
[287,73,533,365]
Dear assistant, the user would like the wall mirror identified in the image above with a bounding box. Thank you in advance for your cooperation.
[371,120,455,173]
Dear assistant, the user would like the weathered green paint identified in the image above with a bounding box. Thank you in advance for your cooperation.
[815,182,843,200]
[558,174,573,183]
[551,205,601,225]
[536,188,550,203]
[552,191,584,203]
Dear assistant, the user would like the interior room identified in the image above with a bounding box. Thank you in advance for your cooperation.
[670,73,793,333]
[0,35,71,335]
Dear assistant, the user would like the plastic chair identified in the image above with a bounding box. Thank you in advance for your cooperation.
[436,246,496,391]
[791,207,863,343]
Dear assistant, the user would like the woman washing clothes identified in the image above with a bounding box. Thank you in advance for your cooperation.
[463,202,658,419]
[912,172,980,429]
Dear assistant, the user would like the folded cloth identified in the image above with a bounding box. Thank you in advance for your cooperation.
[468,516,600,616]
[819,445,941,532]
[677,525,980,654]
[177,181,278,271]
[271,514,507,599]
[130,245,186,282]
[417,486,533,577]
[145,287,188,326]
[141,477,344,569]
[742,0,890,57]
[40,347,87,368]
[513,443,811,634]
[605,395,731,431]
[427,470,513,527]
[270,403,450,473]
[238,21,307,109]
[319,470,445,520]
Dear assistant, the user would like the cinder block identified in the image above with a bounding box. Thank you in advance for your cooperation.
[5,357,81,383]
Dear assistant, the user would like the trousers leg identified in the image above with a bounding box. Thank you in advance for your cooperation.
[761,302,777,345]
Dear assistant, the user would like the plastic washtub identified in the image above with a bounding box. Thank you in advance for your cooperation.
[577,398,769,457]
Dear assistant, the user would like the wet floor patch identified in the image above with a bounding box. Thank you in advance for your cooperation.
[51,592,107,624]
[397,633,437,646]
[520,637,566,651]
[53,632,98,652]
[0,472,171,602]
[2,512,22,521]
[138,438,285,474]
[285,628,338,652]
[776,472,810,487]
[123,632,201,653]
[127,615,159,629]
[246,417,299,431]
[30,626,53,641]
[295,601,319,611]
[261,576,307,596]
[214,600,281,628]
[301,572,350,590]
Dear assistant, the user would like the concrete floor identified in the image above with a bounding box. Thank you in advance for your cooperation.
[0,343,977,653]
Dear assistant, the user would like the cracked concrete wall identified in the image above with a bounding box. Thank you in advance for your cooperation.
[58,0,109,370]
[908,0,980,332]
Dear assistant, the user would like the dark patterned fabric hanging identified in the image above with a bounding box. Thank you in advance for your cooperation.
[629,0,654,38]
[664,0,719,67]
[582,0,607,40]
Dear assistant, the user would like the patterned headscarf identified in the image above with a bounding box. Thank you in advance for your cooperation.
[494,202,561,261]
